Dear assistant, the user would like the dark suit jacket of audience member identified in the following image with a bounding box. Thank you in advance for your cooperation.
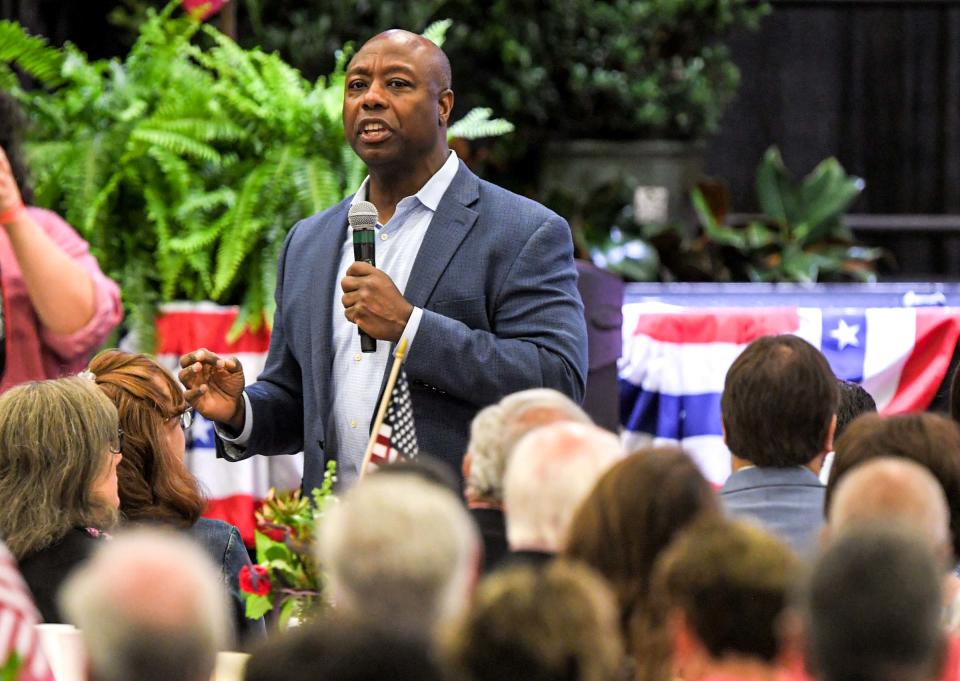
[470,507,508,574]
[18,527,102,622]
[575,260,624,433]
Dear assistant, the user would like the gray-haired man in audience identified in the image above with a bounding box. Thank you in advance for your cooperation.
[316,473,480,640]
[60,528,231,681]
[501,421,621,568]
[463,388,591,572]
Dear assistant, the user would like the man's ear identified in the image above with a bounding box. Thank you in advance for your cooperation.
[438,88,454,127]
[822,414,837,454]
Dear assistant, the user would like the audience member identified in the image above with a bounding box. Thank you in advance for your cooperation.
[0,377,120,621]
[719,335,838,556]
[316,474,479,639]
[651,518,799,681]
[820,379,877,482]
[375,452,461,497]
[826,456,960,630]
[800,525,945,681]
[565,448,719,661]
[0,540,53,681]
[463,389,591,572]
[244,615,449,681]
[0,91,121,393]
[60,527,232,681]
[827,412,960,566]
[86,349,264,639]
[445,560,623,681]
[502,422,621,566]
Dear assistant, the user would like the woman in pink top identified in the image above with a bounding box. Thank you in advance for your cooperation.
[0,93,121,392]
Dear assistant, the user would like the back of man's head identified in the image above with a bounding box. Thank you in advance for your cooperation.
[654,518,799,665]
[316,474,479,637]
[503,422,621,552]
[828,457,951,565]
[445,560,623,681]
[60,527,231,681]
[828,412,960,563]
[245,615,447,681]
[835,379,877,440]
[465,389,591,504]
[803,525,944,681]
[722,335,838,467]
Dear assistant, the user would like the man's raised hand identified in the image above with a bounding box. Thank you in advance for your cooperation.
[178,349,246,431]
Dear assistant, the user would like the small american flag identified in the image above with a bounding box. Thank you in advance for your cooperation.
[368,369,419,468]
[0,543,53,681]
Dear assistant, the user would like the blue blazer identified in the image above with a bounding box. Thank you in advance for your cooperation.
[222,161,588,491]
[719,466,826,557]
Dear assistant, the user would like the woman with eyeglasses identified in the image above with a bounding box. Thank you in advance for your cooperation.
[87,349,264,640]
[0,376,121,622]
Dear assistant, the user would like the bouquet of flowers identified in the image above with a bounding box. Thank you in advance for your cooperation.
[239,460,337,628]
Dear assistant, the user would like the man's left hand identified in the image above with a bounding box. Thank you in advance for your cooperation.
[341,261,413,343]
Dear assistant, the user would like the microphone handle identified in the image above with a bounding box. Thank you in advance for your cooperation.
[353,230,377,353]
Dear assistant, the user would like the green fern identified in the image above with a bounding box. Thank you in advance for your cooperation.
[421,19,453,48]
[448,107,516,140]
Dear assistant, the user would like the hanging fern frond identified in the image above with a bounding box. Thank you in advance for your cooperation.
[421,19,453,48]
[0,20,65,86]
[449,107,516,140]
[130,128,223,164]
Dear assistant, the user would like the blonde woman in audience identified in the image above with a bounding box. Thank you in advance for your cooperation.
[86,349,264,639]
[0,377,121,622]
[445,560,623,681]
[565,447,720,681]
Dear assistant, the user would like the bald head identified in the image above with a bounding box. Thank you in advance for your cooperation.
[828,457,951,562]
[357,29,452,93]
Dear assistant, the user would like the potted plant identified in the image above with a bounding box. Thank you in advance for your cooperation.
[537,0,770,227]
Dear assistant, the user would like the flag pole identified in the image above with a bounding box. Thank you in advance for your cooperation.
[360,337,410,479]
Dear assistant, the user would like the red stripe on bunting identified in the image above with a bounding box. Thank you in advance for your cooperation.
[884,309,960,414]
[204,494,259,547]
[156,309,271,356]
[631,308,800,344]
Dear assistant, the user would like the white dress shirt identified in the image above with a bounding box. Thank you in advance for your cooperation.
[221,150,461,486]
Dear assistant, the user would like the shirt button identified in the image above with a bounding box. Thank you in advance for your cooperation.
[380,233,389,241]
[354,353,362,362]
[350,420,357,429]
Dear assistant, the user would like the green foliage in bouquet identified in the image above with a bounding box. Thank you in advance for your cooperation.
[692,147,882,282]
[0,653,21,681]
[240,460,337,629]
[0,6,511,349]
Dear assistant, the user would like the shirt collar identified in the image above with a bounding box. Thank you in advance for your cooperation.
[350,150,460,213]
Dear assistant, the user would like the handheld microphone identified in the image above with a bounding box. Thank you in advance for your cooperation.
[348,200,379,353]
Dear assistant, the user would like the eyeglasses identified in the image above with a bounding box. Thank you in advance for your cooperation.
[110,428,125,455]
[168,409,193,431]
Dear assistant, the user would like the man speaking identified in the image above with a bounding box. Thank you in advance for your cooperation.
[179,30,588,489]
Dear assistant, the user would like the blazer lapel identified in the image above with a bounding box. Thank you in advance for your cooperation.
[310,199,351,426]
[403,162,480,308]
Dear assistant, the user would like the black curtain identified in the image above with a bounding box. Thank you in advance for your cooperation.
[706,0,960,216]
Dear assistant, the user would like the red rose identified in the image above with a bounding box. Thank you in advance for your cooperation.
[262,527,286,542]
[238,564,271,596]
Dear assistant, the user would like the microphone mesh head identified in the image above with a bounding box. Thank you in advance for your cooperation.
[348,200,378,229]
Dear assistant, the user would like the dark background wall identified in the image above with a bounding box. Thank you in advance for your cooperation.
[707,0,960,216]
